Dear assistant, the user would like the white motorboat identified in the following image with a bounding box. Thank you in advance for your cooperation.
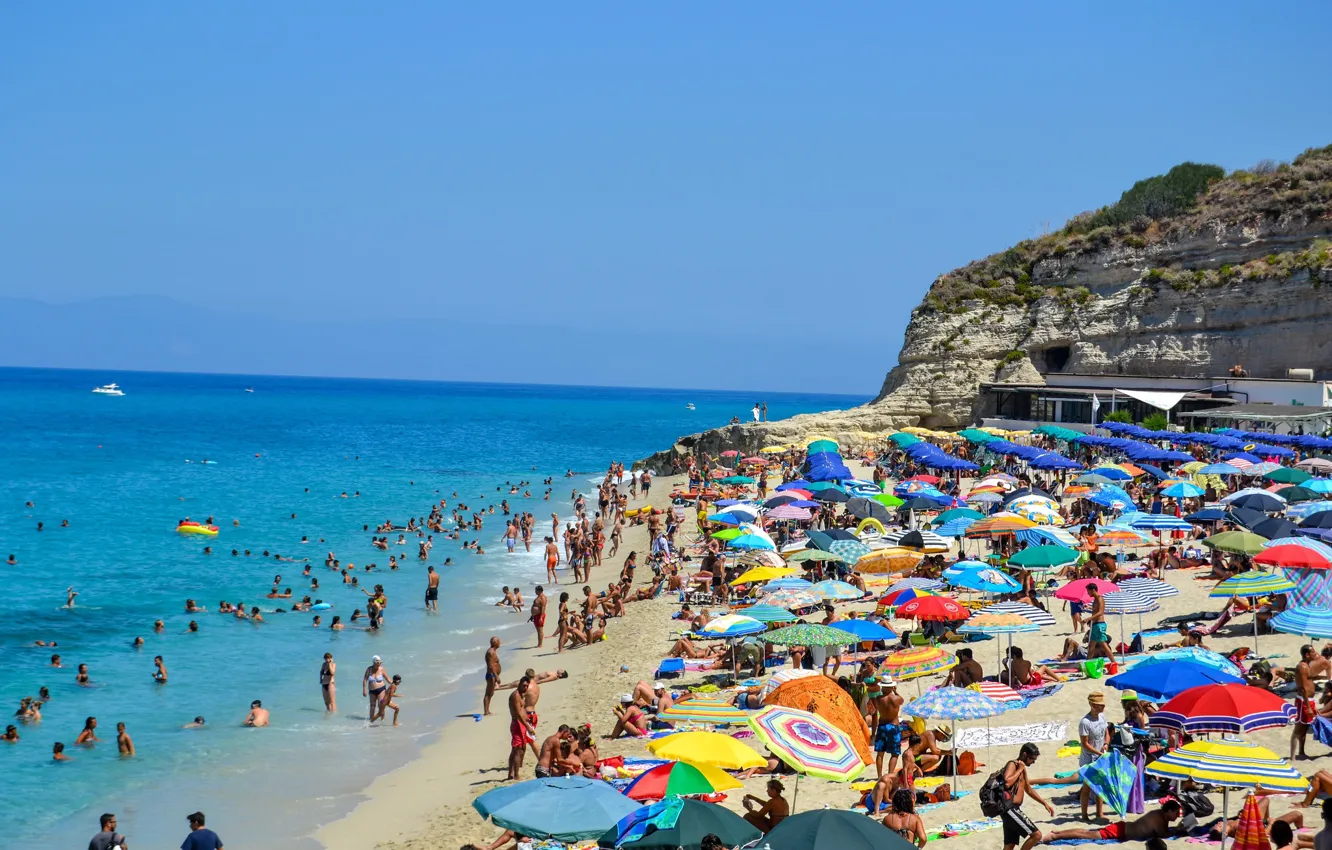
[685,403,695,410]
[92,383,124,396]
[244,387,255,393]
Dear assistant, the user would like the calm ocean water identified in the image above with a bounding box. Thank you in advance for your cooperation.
[0,367,865,849]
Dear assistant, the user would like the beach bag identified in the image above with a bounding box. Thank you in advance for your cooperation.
[979,762,1015,817]
[956,750,979,775]
[1176,790,1214,818]
[1081,658,1106,679]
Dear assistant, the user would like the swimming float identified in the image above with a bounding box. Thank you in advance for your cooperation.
[856,518,886,536]
[311,602,332,610]
[176,522,219,536]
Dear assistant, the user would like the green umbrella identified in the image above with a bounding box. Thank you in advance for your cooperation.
[933,507,985,526]
[1008,545,1079,569]
[1265,467,1311,485]
[872,493,905,508]
[764,623,860,646]
[888,432,922,447]
[785,548,847,563]
[1202,530,1268,556]
[805,482,845,492]
[957,428,997,444]
[1276,485,1319,503]
[719,475,754,485]
[807,439,839,455]
[710,528,742,541]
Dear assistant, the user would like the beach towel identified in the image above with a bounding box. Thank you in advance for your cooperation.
[1313,716,1332,748]
[1128,745,1146,815]
[955,722,1068,750]
[1020,683,1064,700]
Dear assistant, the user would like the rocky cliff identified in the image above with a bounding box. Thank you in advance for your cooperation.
[639,145,1332,470]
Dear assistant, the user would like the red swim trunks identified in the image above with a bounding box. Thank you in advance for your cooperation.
[533,615,546,628]
[510,719,534,748]
[1098,822,1125,841]
[1296,696,1316,725]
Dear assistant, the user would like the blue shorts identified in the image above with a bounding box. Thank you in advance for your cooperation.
[874,723,903,755]
[1070,601,1085,615]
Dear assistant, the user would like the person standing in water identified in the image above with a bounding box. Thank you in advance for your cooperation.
[424,565,439,612]
[320,653,337,713]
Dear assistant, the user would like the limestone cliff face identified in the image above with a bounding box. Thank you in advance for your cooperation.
[639,147,1332,470]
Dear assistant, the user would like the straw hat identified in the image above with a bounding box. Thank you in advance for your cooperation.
[1088,691,1106,706]
[1120,689,1139,701]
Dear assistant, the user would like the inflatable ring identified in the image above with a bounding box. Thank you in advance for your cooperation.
[856,517,886,536]
[176,523,219,536]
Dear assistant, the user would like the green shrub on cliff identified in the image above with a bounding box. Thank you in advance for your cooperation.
[1069,162,1225,233]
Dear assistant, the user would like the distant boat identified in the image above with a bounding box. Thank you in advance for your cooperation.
[244,387,255,393]
[92,383,124,396]
[685,403,695,410]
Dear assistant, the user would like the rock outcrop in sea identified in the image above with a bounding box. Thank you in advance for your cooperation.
[639,145,1332,470]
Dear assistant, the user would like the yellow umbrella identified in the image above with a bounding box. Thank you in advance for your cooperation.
[730,566,798,586]
[1181,461,1207,473]
[902,426,933,436]
[855,548,924,574]
[646,731,766,769]
[760,445,791,454]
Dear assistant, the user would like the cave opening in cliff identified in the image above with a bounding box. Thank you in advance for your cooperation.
[1041,345,1071,373]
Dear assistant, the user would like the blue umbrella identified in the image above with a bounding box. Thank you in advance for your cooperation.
[1199,463,1242,475]
[833,618,898,642]
[952,569,1022,594]
[776,480,813,491]
[1161,481,1205,498]
[1272,606,1332,640]
[765,577,814,590]
[474,776,641,841]
[1106,658,1244,701]
[1229,492,1286,513]
[1091,466,1134,481]
[1129,515,1195,532]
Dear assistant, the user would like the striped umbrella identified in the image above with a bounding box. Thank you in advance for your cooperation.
[1233,794,1269,850]
[1283,567,1332,608]
[1271,606,1332,640]
[748,706,867,784]
[966,514,1037,537]
[959,612,1040,671]
[1209,570,1297,651]
[1101,590,1160,647]
[1016,526,1081,548]
[970,681,1024,703]
[1150,684,1296,735]
[766,504,812,521]
[1010,501,1065,526]
[1221,487,1284,504]
[811,580,863,601]
[886,577,944,594]
[658,701,750,726]
[698,614,767,637]
[880,646,957,682]
[881,529,951,552]
[757,589,820,610]
[621,761,743,801]
[1117,577,1180,599]
[975,600,1058,627]
[1098,528,1152,547]
[737,604,799,624]
[757,668,821,701]
[1262,537,1332,555]
[1129,515,1195,532]
[936,517,978,538]
[763,577,814,591]
[877,587,935,608]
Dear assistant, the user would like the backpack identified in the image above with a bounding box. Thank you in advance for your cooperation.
[979,762,1015,817]
[1176,790,1214,818]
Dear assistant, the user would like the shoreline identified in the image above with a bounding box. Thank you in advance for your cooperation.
[315,474,685,850]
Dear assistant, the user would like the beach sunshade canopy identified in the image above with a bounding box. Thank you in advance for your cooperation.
[1229,492,1287,512]
[1199,462,1242,475]
[975,600,1058,627]
[878,586,936,607]
[1106,658,1244,701]
[811,580,864,601]
[1145,739,1308,792]
[757,589,821,610]
[1255,544,1332,570]
[758,668,822,701]
[1250,517,1300,540]
[763,623,860,646]
[854,548,922,574]
[598,798,759,850]
[765,504,812,521]
[935,507,985,525]
[1149,646,1245,675]
[903,686,1007,721]
[957,612,1038,635]
[1161,481,1206,498]
[1299,458,1332,472]
[646,731,766,769]
[762,809,920,850]
[833,618,899,641]
[729,566,798,586]
[970,681,1024,702]
[1203,531,1269,555]
[846,497,893,524]
[1265,466,1312,484]
[871,493,905,508]
[965,514,1037,537]
[1100,590,1159,615]
[1116,577,1180,599]
[748,705,867,782]
[785,548,846,563]
[1008,544,1080,569]
[1150,684,1297,735]
[1272,606,1332,639]
[1275,485,1320,503]
[657,700,750,726]
[882,529,951,553]
[952,568,1023,594]
[763,674,873,764]
[1097,528,1151,546]
[1302,510,1332,529]
[763,576,814,590]
[1054,578,1119,603]
[621,761,744,801]
[738,604,799,624]
[473,776,641,841]
[698,614,767,637]
[1128,514,1195,532]
[896,595,967,621]
[1076,473,1114,485]
[1209,570,1298,598]
[880,646,956,680]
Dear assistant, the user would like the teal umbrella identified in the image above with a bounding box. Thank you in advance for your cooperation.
[1079,750,1137,816]
[474,777,640,841]
[1008,545,1079,569]
[598,798,761,849]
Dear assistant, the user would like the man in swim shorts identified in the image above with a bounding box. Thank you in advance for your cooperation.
[483,637,502,715]
[424,565,439,612]
[1043,800,1182,844]
[544,537,560,583]
[507,677,535,780]
[1086,583,1116,665]
[531,587,547,649]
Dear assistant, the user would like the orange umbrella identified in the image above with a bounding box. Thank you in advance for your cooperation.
[855,548,924,574]
[966,515,1037,538]
[763,674,872,766]
[1231,793,1268,850]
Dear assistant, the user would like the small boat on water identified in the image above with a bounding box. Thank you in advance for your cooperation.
[92,383,124,396]
[686,403,695,410]
[244,387,255,393]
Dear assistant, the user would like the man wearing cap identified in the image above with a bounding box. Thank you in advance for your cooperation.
[865,675,905,778]
[1079,692,1109,821]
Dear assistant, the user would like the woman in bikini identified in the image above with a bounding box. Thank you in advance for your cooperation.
[363,655,389,723]
[320,653,337,712]
[882,788,927,848]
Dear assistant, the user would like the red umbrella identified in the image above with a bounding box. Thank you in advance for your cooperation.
[896,596,967,621]
[1054,578,1119,603]
[903,474,941,485]
[1150,683,1296,735]
[720,450,740,457]
[1255,544,1332,570]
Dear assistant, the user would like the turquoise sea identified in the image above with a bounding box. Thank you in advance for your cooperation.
[0,367,865,849]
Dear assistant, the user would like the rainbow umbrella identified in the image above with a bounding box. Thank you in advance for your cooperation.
[1210,570,1297,650]
[877,587,935,608]
[748,705,867,785]
[880,646,957,681]
[621,761,743,801]
[698,614,766,637]
[658,701,750,726]
[1232,794,1269,850]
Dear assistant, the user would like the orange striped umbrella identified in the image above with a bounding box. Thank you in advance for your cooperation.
[965,514,1037,538]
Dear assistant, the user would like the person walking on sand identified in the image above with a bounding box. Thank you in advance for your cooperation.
[483,637,502,715]
[88,812,128,850]
[507,677,535,780]
[1078,692,1109,821]
[320,652,337,713]
[530,586,547,648]
[1086,583,1116,666]
[1001,743,1054,850]
[424,565,439,612]
[544,537,560,583]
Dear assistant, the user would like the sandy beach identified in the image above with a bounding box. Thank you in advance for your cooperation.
[316,456,1328,850]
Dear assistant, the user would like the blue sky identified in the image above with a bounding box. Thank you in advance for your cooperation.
[3,3,1331,393]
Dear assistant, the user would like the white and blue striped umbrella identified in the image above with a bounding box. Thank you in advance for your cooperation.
[1198,463,1242,475]
[1116,577,1180,599]
[1129,515,1195,532]
[886,577,943,594]
[1272,606,1332,639]
[975,600,1058,627]
[1262,537,1332,558]
[1017,526,1080,548]
[1286,500,1332,521]
[1101,590,1159,615]
[1221,487,1286,504]
[764,577,814,591]
[936,518,978,538]
[738,604,800,624]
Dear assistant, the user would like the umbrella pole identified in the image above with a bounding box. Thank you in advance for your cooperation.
[1254,609,1260,654]
[792,773,801,814]
[1221,787,1229,850]
[952,721,960,799]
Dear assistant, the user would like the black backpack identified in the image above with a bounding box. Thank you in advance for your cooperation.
[1176,790,1215,818]
[979,762,1015,817]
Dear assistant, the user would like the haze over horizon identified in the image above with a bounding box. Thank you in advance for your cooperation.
[5,3,1332,393]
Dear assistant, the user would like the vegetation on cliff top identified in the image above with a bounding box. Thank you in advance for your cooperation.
[922,144,1332,313]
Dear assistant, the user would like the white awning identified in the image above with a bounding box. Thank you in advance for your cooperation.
[1114,388,1188,411]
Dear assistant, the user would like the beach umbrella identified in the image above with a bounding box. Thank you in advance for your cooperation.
[1255,544,1332,570]
[764,576,814,590]
[762,809,917,850]
[749,705,868,788]
[1150,684,1297,735]
[1247,462,1283,476]
[965,514,1037,537]
[1199,462,1242,475]
[597,798,759,850]
[763,623,860,646]
[620,763,744,802]
[776,479,813,491]
[811,580,863,601]
[729,566,797,586]
[885,576,944,594]
[473,776,641,842]
[824,537,872,562]
[1101,590,1160,646]
[879,646,957,681]
[1016,525,1082,548]
[1128,514,1195,532]
[854,548,922,574]
[1299,458,1332,472]
[1161,481,1206,498]
[1098,528,1152,547]
[1079,750,1138,817]
[1091,466,1133,481]
[1210,570,1297,650]
[834,618,899,642]
[1222,487,1283,504]
[935,517,978,538]
[1302,510,1332,528]
[1054,578,1118,603]
[1266,466,1312,485]
[1106,658,1245,701]
[952,568,1022,595]
[757,589,821,610]
[1306,479,1332,494]
[758,668,822,700]
[1285,566,1332,607]
[1009,501,1065,526]
[1203,530,1268,555]
[935,507,985,525]
[812,489,849,504]
[1272,606,1332,639]
[698,614,767,637]
[975,600,1058,627]
[1149,646,1245,676]
[942,558,990,576]
[784,548,845,564]
[1229,492,1287,513]
[646,731,766,770]
[1275,485,1320,503]
[761,674,871,767]
[1076,473,1114,485]
[882,529,951,552]
[1145,739,1307,850]
[846,497,893,524]
[958,612,1039,670]
[766,504,813,521]
[764,494,801,508]
[1116,577,1179,599]
[726,524,777,551]
[896,595,967,621]
[658,701,750,726]
[970,681,1024,703]
[1250,517,1299,539]
[1009,544,1080,569]
[902,686,1007,797]
[878,586,935,607]
[739,604,799,624]
[1263,537,1332,555]
[1231,794,1269,850]
[870,493,905,508]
